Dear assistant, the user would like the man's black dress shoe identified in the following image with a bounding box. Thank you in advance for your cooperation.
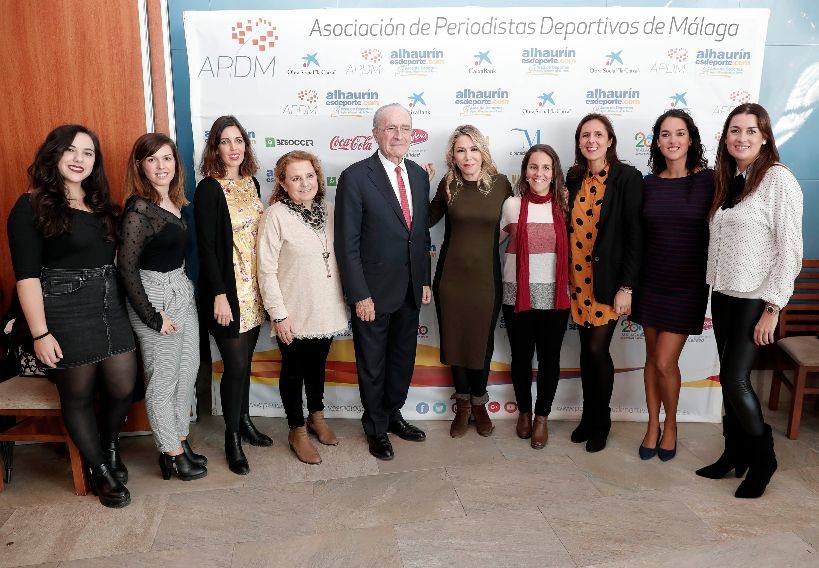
[388,418,426,441]
[366,433,394,460]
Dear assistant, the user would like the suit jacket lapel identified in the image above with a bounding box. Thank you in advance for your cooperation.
[367,151,410,232]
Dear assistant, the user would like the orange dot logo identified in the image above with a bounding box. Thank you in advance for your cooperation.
[231,18,278,52]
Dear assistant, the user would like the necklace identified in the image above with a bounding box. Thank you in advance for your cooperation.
[281,198,332,278]
[312,225,332,279]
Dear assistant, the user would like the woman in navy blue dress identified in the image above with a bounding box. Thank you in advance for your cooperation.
[631,109,714,461]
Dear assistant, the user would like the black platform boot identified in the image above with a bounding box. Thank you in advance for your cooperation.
[225,431,250,475]
[181,439,208,467]
[696,415,749,479]
[89,463,131,508]
[159,452,208,481]
[102,437,128,484]
[735,424,777,499]
[239,414,273,447]
[585,408,612,453]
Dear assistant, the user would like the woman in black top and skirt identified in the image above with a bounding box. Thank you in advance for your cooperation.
[195,116,269,475]
[631,109,714,461]
[7,125,137,507]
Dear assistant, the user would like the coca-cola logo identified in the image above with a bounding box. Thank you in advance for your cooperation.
[410,129,428,145]
[703,317,713,331]
[329,135,373,151]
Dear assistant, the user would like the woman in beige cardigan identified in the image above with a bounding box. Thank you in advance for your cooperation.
[257,151,349,464]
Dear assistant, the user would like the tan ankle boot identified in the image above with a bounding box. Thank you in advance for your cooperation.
[450,395,471,438]
[306,411,338,446]
[531,415,548,449]
[288,427,321,464]
[516,411,533,439]
[471,394,495,437]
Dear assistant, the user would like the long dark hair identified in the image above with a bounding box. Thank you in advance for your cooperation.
[517,144,567,215]
[28,124,119,240]
[566,113,622,184]
[125,133,188,208]
[199,115,258,179]
[648,109,707,176]
[710,103,780,218]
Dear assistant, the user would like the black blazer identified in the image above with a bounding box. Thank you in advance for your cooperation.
[194,176,261,338]
[566,162,644,306]
[334,152,431,313]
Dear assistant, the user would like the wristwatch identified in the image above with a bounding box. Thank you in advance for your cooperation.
[764,303,780,315]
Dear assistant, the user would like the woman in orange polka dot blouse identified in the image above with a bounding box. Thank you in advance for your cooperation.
[565,113,644,453]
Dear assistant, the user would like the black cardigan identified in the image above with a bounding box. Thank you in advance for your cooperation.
[566,162,644,306]
[194,176,261,338]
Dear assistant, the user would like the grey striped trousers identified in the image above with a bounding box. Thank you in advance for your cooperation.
[127,266,199,453]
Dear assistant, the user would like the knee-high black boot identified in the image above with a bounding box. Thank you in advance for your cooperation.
[735,423,777,498]
[696,414,749,479]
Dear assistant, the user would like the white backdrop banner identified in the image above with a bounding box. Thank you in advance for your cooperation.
[184,6,769,422]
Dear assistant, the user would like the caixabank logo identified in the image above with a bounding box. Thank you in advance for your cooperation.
[280,89,318,116]
[454,87,510,117]
[197,18,278,79]
[521,46,576,76]
[346,48,383,76]
[522,91,573,116]
[648,48,689,75]
[324,89,380,117]
[585,87,640,115]
[667,92,691,112]
[695,48,751,77]
[466,50,496,75]
[407,92,431,116]
[389,47,445,76]
[286,52,336,76]
[589,50,639,75]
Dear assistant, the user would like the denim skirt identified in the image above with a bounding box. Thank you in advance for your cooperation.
[41,265,136,368]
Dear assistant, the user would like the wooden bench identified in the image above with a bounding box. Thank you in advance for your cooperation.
[0,375,87,495]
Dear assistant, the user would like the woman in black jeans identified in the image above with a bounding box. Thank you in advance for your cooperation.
[195,115,270,475]
[698,103,802,498]
[565,113,643,452]
[7,125,137,507]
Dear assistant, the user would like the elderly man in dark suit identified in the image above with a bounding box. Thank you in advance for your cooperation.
[334,103,432,460]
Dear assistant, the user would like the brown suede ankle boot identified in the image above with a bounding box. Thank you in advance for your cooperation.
[306,411,338,446]
[288,427,321,464]
[531,415,549,449]
[450,394,471,438]
[471,394,494,437]
[516,411,533,439]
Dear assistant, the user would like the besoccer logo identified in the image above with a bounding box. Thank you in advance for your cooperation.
[231,18,278,52]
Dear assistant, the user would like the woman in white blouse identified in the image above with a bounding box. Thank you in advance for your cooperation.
[698,103,803,498]
[257,151,348,465]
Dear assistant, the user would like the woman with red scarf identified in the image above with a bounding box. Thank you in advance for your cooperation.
[500,144,571,449]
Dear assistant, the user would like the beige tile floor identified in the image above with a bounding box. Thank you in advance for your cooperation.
[1,373,817,567]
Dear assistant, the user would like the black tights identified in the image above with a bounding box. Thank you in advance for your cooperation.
[214,326,260,433]
[51,350,138,468]
[578,320,618,418]
[451,365,488,399]
[279,337,332,428]
[711,291,765,437]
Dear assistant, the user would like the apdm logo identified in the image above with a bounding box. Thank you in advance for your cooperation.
[467,50,496,74]
[649,48,689,75]
[280,89,318,116]
[324,89,380,117]
[585,87,641,115]
[231,18,278,51]
[454,87,510,117]
[196,18,278,79]
[522,91,572,116]
[520,46,576,75]
[407,92,431,116]
[712,90,752,116]
[695,48,751,77]
[286,52,336,76]
[346,48,383,76]
[589,49,638,75]
[389,47,445,76]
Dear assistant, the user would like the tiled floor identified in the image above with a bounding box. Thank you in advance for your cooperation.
[1,373,817,567]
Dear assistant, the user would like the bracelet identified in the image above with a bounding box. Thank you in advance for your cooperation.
[32,331,51,341]
[273,317,287,323]
[618,287,633,295]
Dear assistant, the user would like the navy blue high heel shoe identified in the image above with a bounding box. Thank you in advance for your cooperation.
[639,426,661,460]
[658,431,677,462]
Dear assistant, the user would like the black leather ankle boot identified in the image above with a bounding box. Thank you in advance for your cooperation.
[239,414,273,447]
[181,439,208,467]
[159,452,208,481]
[102,437,128,484]
[225,431,249,475]
[89,463,131,508]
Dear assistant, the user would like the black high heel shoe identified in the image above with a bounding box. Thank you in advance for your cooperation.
[239,414,273,447]
[159,452,208,481]
[225,431,250,475]
[639,425,661,460]
[102,437,128,484]
[181,439,208,467]
[89,463,131,508]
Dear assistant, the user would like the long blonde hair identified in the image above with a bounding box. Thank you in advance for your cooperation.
[444,125,497,199]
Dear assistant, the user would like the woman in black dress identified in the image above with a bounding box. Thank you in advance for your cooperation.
[7,125,137,507]
[631,109,714,462]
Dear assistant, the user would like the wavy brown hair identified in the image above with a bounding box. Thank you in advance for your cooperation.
[270,150,326,205]
[710,103,779,218]
[27,124,119,240]
[199,115,258,179]
[566,113,622,184]
[516,144,567,215]
[648,109,708,176]
[444,125,498,198]
[124,133,188,207]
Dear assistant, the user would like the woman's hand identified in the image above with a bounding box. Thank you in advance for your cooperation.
[214,294,233,327]
[424,163,436,184]
[34,334,62,368]
[613,289,632,316]
[754,310,778,346]
[274,317,295,345]
[159,311,179,335]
